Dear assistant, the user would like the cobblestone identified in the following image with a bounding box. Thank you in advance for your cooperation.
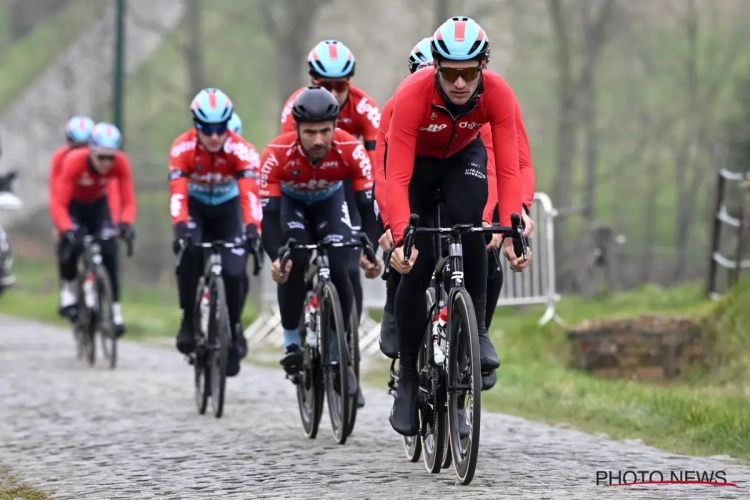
[0,316,747,499]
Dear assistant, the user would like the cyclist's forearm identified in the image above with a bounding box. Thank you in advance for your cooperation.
[260,201,283,260]
[355,194,381,249]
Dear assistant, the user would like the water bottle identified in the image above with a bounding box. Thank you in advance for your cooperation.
[199,287,210,334]
[83,273,96,308]
[305,294,319,348]
[432,306,448,364]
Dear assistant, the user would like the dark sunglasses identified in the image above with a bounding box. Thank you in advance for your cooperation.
[437,64,482,83]
[195,121,228,136]
[97,154,115,161]
[313,79,350,93]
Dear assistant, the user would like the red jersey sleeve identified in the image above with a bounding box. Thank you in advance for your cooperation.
[228,133,263,229]
[386,84,427,245]
[52,153,85,232]
[515,98,536,209]
[114,153,137,225]
[479,124,497,224]
[48,146,69,222]
[374,98,393,227]
[258,143,283,199]
[486,75,522,229]
[280,88,304,134]
[168,138,191,226]
[107,178,121,224]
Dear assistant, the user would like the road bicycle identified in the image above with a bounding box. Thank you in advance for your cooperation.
[278,233,377,444]
[386,210,527,485]
[70,232,133,369]
[177,240,262,419]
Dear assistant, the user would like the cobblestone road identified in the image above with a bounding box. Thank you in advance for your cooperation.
[1,316,748,499]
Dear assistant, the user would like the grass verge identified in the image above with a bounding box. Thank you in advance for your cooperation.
[0,469,49,500]
[364,281,750,462]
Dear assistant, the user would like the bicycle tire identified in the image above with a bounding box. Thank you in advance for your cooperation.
[446,289,482,486]
[94,265,117,370]
[320,281,350,444]
[295,296,325,439]
[209,276,230,419]
[193,278,210,415]
[345,305,360,437]
[75,273,96,366]
[420,287,446,473]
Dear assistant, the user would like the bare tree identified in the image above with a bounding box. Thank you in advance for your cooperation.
[260,0,332,112]
[435,0,451,27]
[9,0,69,40]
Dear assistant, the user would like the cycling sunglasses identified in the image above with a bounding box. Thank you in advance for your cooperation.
[195,121,228,136]
[313,79,350,93]
[437,64,482,83]
[96,154,115,161]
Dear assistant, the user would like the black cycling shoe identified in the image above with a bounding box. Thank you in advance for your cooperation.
[478,328,500,371]
[333,365,358,397]
[281,344,303,374]
[481,369,497,391]
[389,367,419,436]
[357,388,365,408]
[176,322,196,354]
[58,304,78,323]
[379,309,399,359]
[113,323,126,338]
[226,325,247,377]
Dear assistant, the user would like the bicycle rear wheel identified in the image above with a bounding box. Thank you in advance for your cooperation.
[295,296,324,439]
[193,278,210,415]
[345,304,360,437]
[446,289,481,486]
[320,282,350,444]
[94,265,117,370]
[209,276,230,418]
[420,287,446,473]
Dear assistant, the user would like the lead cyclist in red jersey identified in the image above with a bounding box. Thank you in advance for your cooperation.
[50,122,136,337]
[279,39,380,323]
[260,86,382,409]
[375,39,537,379]
[385,17,533,436]
[169,88,263,377]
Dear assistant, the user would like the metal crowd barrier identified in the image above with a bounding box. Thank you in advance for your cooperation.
[245,192,562,357]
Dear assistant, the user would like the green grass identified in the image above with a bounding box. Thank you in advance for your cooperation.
[364,280,750,461]
[0,256,256,340]
[0,0,108,113]
[0,469,49,500]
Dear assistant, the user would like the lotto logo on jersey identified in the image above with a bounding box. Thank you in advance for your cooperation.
[356,97,381,129]
[170,140,195,158]
[421,124,448,133]
[260,153,279,188]
[225,139,259,166]
[458,121,484,130]
[282,178,338,191]
[352,145,372,179]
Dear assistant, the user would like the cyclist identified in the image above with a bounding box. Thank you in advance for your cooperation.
[279,39,380,322]
[169,88,262,378]
[228,111,243,136]
[260,86,382,407]
[376,40,537,391]
[49,117,122,235]
[49,122,136,337]
[385,17,533,436]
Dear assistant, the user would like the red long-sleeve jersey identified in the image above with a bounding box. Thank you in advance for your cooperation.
[50,148,137,232]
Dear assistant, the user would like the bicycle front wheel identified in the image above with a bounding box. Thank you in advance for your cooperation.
[192,278,210,415]
[319,282,350,445]
[446,289,481,486]
[295,299,324,439]
[345,304,360,437]
[94,265,117,370]
[208,276,230,419]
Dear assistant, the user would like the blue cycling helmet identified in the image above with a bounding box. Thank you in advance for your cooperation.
[408,37,434,74]
[91,122,122,149]
[431,17,490,62]
[307,40,355,79]
[227,112,243,136]
[190,88,234,124]
[65,116,95,143]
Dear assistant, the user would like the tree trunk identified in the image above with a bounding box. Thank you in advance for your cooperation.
[185,0,206,98]
[435,0,451,27]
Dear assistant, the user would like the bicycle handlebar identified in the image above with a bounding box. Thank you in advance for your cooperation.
[174,239,264,276]
[381,212,528,278]
[277,233,377,279]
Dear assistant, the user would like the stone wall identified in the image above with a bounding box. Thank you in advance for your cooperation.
[567,315,712,382]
